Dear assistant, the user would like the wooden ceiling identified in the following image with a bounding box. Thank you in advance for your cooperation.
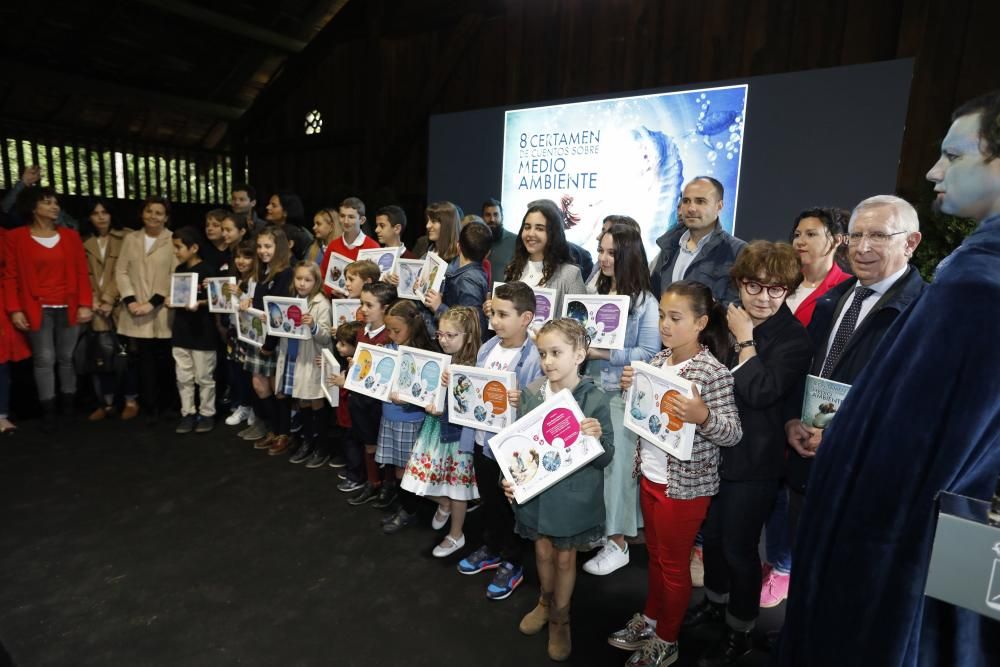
[0,0,350,150]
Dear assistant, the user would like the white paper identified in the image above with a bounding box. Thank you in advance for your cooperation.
[331,299,362,328]
[321,349,341,407]
[169,272,198,308]
[236,308,266,348]
[412,252,448,301]
[623,361,696,461]
[489,388,605,504]
[447,364,516,434]
[489,281,558,332]
[344,343,399,401]
[207,276,237,313]
[560,294,632,350]
[357,246,402,278]
[263,296,311,340]
[393,345,450,413]
[396,259,425,300]
[323,251,353,295]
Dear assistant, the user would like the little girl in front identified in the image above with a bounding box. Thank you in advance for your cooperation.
[503,318,614,662]
[275,261,332,463]
[223,239,256,426]
[378,299,436,534]
[608,280,742,667]
[400,306,481,557]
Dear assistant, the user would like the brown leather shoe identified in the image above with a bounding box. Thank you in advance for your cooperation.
[254,432,279,450]
[120,401,139,420]
[88,406,113,421]
[267,434,292,456]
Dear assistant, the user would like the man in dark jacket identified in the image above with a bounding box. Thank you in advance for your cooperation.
[650,176,746,304]
[778,92,1000,667]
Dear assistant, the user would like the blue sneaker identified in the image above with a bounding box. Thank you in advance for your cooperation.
[457,546,502,575]
[486,561,523,600]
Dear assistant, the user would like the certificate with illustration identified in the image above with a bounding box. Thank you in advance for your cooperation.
[323,251,353,294]
[344,343,398,402]
[357,247,402,277]
[396,259,425,300]
[623,361,696,461]
[263,296,311,340]
[447,365,516,434]
[393,345,450,412]
[489,282,557,331]
[169,272,198,308]
[561,294,631,350]
[236,308,266,348]
[412,252,448,301]
[207,276,237,313]
[331,299,362,328]
[489,388,605,504]
[321,349,340,407]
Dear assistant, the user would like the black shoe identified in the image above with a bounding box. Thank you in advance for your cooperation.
[696,627,753,667]
[40,399,57,433]
[337,478,365,493]
[59,393,77,417]
[305,450,330,469]
[382,508,412,535]
[175,415,196,434]
[327,454,347,468]
[347,483,379,506]
[194,416,215,433]
[289,441,314,464]
[285,435,304,458]
[683,598,725,630]
[371,485,399,510]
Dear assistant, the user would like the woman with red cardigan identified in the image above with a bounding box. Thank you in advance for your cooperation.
[4,187,93,427]
[0,227,32,433]
[758,206,851,609]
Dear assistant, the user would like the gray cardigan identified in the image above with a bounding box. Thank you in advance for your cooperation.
[530,262,586,315]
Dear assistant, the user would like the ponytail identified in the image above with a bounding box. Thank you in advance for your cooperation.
[663,280,732,362]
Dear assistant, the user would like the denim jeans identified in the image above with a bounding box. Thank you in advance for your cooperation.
[765,484,793,573]
[26,308,79,401]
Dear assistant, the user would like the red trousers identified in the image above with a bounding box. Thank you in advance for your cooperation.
[640,476,711,642]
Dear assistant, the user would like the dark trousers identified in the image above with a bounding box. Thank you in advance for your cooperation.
[702,478,779,627]
[788,487,806,552]
[124,337,175,412]
[473,445,521,566]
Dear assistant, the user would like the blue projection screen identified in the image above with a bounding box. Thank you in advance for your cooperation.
[501,85,748,263]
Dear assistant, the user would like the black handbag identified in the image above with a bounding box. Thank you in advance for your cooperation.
[74,328,128,376]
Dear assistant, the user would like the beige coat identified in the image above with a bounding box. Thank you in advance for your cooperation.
[275,294,332,400]
[84,230,125,333]
[115,228,176,339]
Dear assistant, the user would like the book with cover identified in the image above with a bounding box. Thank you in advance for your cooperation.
[800,374,852,430]
[623,360,697,461]
[488,388,605,504]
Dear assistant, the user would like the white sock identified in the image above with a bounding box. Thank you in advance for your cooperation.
[643,614,657,628]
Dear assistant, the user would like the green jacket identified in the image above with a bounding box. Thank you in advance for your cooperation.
[513,376,614,538]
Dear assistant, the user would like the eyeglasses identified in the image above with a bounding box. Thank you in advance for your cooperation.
[845,231,908,247]
[435,331,463,341]
[741,279,788,298]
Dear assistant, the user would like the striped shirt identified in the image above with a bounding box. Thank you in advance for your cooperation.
[634,347,742,499]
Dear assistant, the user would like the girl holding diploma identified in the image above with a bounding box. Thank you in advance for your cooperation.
[582,222,660,576]
[608,280,741,667]
[502,318,614,663]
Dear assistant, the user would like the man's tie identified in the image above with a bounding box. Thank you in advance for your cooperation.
[820,286,875,378]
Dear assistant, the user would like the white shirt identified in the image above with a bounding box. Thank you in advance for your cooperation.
[32,234,60,249]
[364,322,386,339]
[671,229,713,283]
[144,233,158,253]
[824,265,909,360]
[343,231,369,250]
[784,285,818,314]
[519,260,545,287]
[639,358,696,482]
[475,342,524,446]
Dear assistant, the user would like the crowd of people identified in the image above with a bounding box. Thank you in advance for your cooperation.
[2,91,999,667]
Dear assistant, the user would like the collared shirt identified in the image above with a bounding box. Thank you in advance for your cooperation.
[824,264,909,359]
[364,322,386,339]
[671,228,714,283]
[343,231,369,250]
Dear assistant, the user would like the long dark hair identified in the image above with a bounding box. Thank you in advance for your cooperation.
[662,280,730,362]
[596,223,651,311]
[386,299,437,351]
[790,206,850,271]
[505,199,572,285]
[79,197,122,237]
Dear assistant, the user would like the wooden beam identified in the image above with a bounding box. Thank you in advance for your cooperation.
[134,0,309,53]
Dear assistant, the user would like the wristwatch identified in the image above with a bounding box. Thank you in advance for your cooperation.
[733,340,755,353]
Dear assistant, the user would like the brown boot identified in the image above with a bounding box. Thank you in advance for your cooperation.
[267,435,292,456]
[519,592,552,635]
[254,432,278,450]
[120,401,139,420]
[547,605,571,661]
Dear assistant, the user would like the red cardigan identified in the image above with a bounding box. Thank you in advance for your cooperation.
[792,263,852,326]
[0,229,31,361]
[3,226,93,331]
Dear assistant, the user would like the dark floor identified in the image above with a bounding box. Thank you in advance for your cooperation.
[0,415,785,666]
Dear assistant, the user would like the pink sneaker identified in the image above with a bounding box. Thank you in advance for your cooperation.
[759,569,790,608]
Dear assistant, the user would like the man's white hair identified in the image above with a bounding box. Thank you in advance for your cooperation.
[849,195,920,233]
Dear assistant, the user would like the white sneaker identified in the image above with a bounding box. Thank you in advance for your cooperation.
[225,406,251,426]
[583,540,630,575]
[432,534,465,558]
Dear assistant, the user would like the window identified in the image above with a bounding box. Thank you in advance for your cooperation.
[305,109,323,135]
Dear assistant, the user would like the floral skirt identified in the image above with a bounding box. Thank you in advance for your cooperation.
[400,416,479,501]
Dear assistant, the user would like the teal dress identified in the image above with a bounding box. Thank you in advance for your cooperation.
[512,376,614,549]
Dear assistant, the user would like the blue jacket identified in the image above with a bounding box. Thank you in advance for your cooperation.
[651,222,746,305]
[436,258,489,338]
[584,290,660,390]
[459,335,543,456]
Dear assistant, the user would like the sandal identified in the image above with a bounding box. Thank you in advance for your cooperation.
[432,534,465,558]
[431,506,452,530]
